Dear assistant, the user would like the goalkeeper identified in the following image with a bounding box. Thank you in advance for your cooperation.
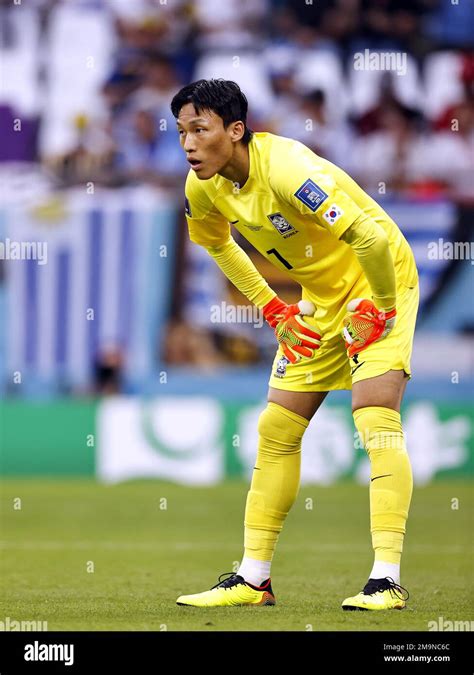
[171,79,419,611]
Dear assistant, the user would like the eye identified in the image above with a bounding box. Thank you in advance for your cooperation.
[178,129,185,136]
[195,127,205,133]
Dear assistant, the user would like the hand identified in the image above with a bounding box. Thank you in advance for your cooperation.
[342,298,396,358]
[263,297,322,364]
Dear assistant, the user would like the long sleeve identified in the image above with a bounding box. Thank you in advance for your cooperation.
[184,170,276,309]
[206,237,277,309]
[340,214,397,312]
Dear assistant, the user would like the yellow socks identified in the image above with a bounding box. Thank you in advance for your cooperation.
[239,402,412,585]
[243,402,309,563]
[353,406,413,574]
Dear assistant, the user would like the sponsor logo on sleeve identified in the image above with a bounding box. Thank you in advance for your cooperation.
[184,197,192,216]
[322,204,343,225]
[294,179,328,211]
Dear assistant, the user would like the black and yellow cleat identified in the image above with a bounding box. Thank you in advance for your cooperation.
[176,572,276,607]
[342,576,409,611]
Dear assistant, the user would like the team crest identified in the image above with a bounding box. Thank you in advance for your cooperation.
[274,355,290,378]
[267,212,297,238]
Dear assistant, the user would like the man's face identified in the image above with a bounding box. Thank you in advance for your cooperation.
[176,103,236,180]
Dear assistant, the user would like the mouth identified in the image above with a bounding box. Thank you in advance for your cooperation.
[187,158,203,170]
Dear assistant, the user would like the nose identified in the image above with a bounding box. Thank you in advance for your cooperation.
[183,134,196,153]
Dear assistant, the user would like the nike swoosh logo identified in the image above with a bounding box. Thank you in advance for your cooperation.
[254,467,260,470]
[229,220,239,224]
[371,474,393,482]
[350,361,365,375]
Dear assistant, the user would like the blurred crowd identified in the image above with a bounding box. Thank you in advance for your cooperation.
[1,0,473,381]
[0,0,473,198]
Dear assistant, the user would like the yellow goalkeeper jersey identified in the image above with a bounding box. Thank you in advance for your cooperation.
[184,132,418,334]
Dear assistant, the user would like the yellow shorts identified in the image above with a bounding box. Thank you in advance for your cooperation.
[268,283,420,392]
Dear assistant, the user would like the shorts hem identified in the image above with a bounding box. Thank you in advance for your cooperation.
[351,364,412,384]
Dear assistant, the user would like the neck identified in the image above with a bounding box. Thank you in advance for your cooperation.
[219,142,250,188]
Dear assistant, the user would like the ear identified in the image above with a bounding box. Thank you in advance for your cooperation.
[228,121,245,143]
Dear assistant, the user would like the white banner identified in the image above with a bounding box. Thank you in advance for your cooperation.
[97,396,224,485]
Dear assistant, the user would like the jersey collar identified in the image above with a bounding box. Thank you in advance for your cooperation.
[216,135,256,195]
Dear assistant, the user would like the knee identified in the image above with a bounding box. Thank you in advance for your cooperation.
[257,402,309,451]
[353,406,402,431]
[352,405,404,454]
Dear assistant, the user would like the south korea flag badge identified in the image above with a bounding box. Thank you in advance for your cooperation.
[322,204,343,226]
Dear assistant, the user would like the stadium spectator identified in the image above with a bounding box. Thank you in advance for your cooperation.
[273,88,355,171]
[192,0,269,51]
[0,0,470,197]
[352,101,430,194]
[428,95,474,199]
[93,346,124,396]
[162,320,226,368]
[132,52,184,110]
[111,105,188,186]
[434,52,474,130]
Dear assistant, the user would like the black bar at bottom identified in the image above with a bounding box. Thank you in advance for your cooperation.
[0,630,471,673]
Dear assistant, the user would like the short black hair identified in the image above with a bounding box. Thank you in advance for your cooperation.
[171,79,253,145]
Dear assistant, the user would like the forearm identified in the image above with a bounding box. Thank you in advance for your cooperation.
[341,214,396,311]
[206,237,277,309]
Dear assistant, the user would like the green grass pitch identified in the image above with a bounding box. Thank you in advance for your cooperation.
[1,479,472,631]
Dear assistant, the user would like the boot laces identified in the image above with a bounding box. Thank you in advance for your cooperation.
[210,572,245,591]
[363,576,409,601]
